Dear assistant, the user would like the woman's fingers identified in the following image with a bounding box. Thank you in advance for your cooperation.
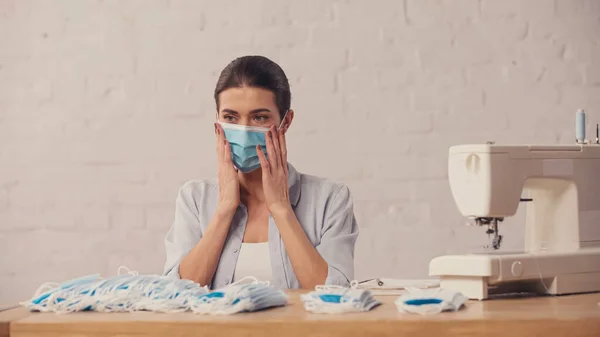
[216,123,227,164]
[215,123,222,155]
[256,145,270,174]
[224,139,233,164]
[265,127,280,168]
[270,126,281,163]
[278,126,288,175]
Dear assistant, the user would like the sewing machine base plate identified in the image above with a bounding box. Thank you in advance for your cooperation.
[430,248,600,300]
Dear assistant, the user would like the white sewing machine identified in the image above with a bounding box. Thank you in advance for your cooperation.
[429,144,600,300]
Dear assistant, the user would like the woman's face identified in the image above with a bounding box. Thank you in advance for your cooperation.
[217,87,286,128]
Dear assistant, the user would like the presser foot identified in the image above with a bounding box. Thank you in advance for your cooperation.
[471,217,504,250]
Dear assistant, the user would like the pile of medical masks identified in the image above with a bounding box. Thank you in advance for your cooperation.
[191,280,288,315]
[22,272,210,314]
[300,286,381,314]
[394,288,468,315]
[21,270,287,315]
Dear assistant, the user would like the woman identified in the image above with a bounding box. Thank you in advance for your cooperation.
[162,55,359,289]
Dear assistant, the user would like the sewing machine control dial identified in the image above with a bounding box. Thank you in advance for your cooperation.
[511,261,523,277]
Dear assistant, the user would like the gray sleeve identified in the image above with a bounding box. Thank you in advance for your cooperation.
[163,182,202,278]
[316,184,359,286]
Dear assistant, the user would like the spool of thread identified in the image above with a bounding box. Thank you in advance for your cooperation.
[576,109,586,143]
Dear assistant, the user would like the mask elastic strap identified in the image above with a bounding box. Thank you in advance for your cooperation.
[229,276,268,287]
[117,265,139,276]
[315,285,346,291]
[277,110,289,131]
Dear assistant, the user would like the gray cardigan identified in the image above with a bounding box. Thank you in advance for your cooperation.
[162,163,359,289]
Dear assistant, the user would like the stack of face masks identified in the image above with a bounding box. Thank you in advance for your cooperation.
[21,268,287,315]
[21,269,210,314]
[394,288,468,315]
[190,278,288,315]
[300,286,381,314]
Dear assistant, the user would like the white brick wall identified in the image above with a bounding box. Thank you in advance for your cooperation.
[1,0,599,304]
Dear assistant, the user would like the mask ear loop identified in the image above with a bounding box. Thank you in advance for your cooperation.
[277,110,289,131]
[117,266,139,276]
[229,276,269,287]
[315,285,347,292]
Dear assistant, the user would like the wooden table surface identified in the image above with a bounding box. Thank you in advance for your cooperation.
[2,291,600,337]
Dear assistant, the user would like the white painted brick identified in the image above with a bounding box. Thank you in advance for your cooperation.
[485,84,561,117]
[480,0,555,19]
[2,0,600,303]
[452,19,530,65]
[334,1,404,25]
[110,204,145,230]
[372,155,448,181]
[0,189,8,213]
[0,230,109,276]
[279,47,348,73]
[585,62,600,86]
[543,62,586,86]
[253,25,311,48]
[410,87,484,112]
[0,77,53,103]
[285,92,344,142]
[288,0,333,23]
[348,43,413,69]
[434,109,509,132]
[310,20,383,50]
[501,62,544,86]
[202,1,290,28]
[378,67,466,89]
[355,225,453,279]
[145,204,174,230]
[102,229,166,255]
[555,0,586,18]
[465,65,505,86]
[112,185,175,206]
[107,252,164,277]
[347,181,413,203]
[355,200,431,230]
[560,86,600,117]
[405,0,479,26]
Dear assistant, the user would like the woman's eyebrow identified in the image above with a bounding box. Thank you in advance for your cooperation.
[249,108,272,114]
[221,108,272,114]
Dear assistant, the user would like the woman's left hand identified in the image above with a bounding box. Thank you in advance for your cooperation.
[256,125,292,216]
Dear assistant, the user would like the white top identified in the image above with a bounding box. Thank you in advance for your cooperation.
[232,242,272,283]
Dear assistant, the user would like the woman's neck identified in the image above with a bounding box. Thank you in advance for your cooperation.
[238,169,265,203]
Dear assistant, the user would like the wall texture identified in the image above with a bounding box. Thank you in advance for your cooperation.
[1,0,599,303]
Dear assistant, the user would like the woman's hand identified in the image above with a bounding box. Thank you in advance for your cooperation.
[256,125,292,216]
[215,123,240,213]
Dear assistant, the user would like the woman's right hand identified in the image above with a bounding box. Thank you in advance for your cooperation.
[215,123,240,213]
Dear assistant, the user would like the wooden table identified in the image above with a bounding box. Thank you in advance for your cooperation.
[2,291,600,337]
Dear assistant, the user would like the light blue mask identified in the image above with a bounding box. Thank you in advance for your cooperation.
[219,111,288,173]
[300,286,381,314]
[219,123,270,173]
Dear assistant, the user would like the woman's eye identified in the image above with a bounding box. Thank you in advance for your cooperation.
[224,115,236,122]
[254,115,268,122]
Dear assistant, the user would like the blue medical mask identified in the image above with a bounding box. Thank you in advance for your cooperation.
[219,111,288,173]
[191,277,288,315]
[300,286,381,314]
[394,288,468,315]
[219,123,270,173]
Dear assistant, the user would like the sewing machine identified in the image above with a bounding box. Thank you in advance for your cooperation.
[429,144,600,300]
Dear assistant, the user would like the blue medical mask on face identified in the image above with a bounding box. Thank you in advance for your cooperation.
[219,123,270,173]
[219,111,288,173]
